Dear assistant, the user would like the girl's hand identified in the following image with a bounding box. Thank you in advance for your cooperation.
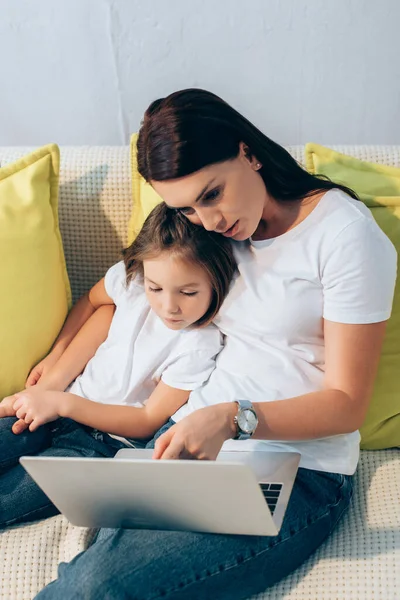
[0,395,18,418]
[153,403,237,460]
[9,389,66,434]
[25,351,61,387]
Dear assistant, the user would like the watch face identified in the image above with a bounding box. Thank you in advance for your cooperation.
[237,409,258,434]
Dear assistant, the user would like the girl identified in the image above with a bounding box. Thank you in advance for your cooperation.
[0,202,237,526]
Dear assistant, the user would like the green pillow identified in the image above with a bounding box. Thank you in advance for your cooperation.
[305,143,400,449]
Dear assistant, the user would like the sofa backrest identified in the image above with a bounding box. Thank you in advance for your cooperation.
[1,145,399,302]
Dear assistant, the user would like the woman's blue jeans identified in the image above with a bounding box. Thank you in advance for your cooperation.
[0,417,353,599]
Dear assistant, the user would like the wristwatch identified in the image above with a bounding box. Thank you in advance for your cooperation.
[233,400,258,440]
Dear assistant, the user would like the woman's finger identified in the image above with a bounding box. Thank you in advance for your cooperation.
[158,435,186,460]
[152,427,175,459]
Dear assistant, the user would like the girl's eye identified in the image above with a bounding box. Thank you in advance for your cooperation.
[148,287,162,293]
[181,291,198,297]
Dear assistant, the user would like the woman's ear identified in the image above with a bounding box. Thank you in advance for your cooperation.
[239,141,252,161]
[239,142,262,170]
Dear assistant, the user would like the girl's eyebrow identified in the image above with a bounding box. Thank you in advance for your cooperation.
[145,278,160,286]
[145,277,201,288]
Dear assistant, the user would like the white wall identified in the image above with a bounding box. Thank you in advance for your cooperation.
[1,0,399,146]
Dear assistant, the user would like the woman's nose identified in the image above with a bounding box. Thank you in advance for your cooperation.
[196,208,223,232]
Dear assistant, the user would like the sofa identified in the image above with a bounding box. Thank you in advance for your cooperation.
[0,145,399,600]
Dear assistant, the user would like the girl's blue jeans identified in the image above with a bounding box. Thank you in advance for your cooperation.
[0,417,353,599]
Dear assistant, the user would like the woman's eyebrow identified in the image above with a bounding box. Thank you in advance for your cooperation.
[194,178,217,203]
[164,178,217,210]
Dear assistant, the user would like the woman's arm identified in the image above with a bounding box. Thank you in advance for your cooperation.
[26,278,113,386]
[38,304,115,392]
[253,320,387,439]
[153,320,387,459]
[10,381,190,438]
[10,281,116,434]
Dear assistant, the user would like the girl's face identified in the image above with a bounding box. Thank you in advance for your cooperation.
[143,253,213,330]
[151,143,268,241]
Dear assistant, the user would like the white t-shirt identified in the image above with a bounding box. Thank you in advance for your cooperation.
[173,190,397,475]
[69,261,222,408]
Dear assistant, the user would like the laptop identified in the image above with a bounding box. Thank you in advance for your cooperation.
[20,449,300,536]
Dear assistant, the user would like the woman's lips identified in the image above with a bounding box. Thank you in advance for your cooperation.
[222,220,239,237]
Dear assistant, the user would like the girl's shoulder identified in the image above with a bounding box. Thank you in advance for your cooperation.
[104,261,146,305]
[176,323,223,355]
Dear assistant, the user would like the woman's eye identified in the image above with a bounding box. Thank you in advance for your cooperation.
[179,207,195,216]
[204,188,221,203]
[149,287,162,293]
[181,291,198,297]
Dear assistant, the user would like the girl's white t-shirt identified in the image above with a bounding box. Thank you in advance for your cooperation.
[173,190,397,475]
[69,261,222,407]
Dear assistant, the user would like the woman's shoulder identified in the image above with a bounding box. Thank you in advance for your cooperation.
[318,189,374,230]
[298,189,394,259]
[320,189,395,252]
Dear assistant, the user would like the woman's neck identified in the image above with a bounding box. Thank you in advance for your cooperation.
[253,192,325,241]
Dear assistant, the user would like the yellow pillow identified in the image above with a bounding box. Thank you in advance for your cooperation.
[0,144,71,399]
[305,143,400,449]
[128,133,163,244]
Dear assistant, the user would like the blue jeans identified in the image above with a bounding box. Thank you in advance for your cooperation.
[0,416,138,527]
[30,420,354,600]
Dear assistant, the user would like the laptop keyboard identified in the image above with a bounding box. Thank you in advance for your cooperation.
[259,483,283,515]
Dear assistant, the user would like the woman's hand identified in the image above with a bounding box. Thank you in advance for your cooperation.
[5,389,68,434]
[25,351,62,387]
[153,403,237,460]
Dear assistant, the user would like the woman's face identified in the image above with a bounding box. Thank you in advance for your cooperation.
[151,144,269,241]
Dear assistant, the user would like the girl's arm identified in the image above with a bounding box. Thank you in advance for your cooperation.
[61,382,189,439]
[38,304,115,392]
[10,381,190,438]
[26,278,114,386]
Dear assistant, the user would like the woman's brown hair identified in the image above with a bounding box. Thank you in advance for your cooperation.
[136,88,358,202]
[122,203,237,327]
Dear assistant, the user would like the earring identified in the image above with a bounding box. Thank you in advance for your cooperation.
[255,162,262,169]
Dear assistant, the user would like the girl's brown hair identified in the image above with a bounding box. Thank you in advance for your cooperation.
[122,203,237,327]
[137,88,358,202]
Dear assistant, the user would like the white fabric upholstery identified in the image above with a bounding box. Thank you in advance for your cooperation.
[0,145,399,599]
[0,519,96,600]
[255,450,400,600]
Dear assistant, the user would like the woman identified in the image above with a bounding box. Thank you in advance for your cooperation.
[35,89,396,599]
